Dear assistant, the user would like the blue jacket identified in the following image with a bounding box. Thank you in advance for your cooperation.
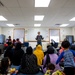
[56,49,75,67]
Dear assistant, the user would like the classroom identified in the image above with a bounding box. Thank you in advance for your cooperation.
[0,0,75,46]
[0,0,75,75]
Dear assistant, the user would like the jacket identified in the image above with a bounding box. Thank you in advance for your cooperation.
[33,45,44,66]
[20,54,39,74]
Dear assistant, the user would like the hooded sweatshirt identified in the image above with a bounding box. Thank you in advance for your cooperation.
[33,45,44,66]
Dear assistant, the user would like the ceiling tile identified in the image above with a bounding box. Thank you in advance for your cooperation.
[0,0,19,7]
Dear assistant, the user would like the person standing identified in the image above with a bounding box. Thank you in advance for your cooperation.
[36,32,44,45]
[56,40,75,75]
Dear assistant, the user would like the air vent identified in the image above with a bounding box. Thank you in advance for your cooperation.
[0,1,4,7]
[55,24,61,25]
[14,24,20,26]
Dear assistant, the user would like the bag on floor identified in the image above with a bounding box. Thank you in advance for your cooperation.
[52,70,65,75]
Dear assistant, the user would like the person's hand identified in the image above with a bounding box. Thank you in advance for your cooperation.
[15,70,18,73]
[12,70,18,75]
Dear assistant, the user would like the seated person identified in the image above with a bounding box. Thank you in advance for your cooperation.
[12,39,16,45]
[0,57,10,74]
[16,38,21,44]
[51,39,58,48]
[4,46,13,64]
[18,46,43,75]
[45,63,55,75]
[6,36,12,46]
[12,43,24,66]
[7,39,12,46]
[42,46,60,73]
[33,45,44,66]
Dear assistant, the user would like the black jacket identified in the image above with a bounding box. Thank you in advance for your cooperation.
[20,54,39,74]
[12,49,24,66]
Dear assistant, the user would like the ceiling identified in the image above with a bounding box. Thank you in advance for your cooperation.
[0,0,75,28]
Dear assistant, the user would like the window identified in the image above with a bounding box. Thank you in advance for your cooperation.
[50,29,60,42]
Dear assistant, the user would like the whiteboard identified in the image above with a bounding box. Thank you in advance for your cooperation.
[25,28,49,41]
[13,29,25,43]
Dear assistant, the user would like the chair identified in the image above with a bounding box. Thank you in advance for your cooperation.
[53,42,58,48]
[23,42,29,47]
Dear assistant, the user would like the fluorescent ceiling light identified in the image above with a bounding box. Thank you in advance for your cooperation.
[7,24,15,27]
[34,24,41,27]
[34,15,44,21]
[0,16,7,21]
[70,17,75,21]
[60,24,69,27]
[35,0,51,7]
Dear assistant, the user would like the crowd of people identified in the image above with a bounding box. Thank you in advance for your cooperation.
[0,36,75,75]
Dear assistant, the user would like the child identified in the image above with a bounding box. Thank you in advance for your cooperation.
[44,63,55,75]
[0,57,11,74]
[56,40,75,75]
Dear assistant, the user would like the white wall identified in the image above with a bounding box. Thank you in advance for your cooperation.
[1,27,14,39]
[0,27,2,34]
[72,27,75,40]
[1,27,74,49]
[60,27,73,41]
[25,28,49,41]
[1,27,73,41]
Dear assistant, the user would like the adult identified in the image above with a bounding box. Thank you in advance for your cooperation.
[12,43,24,66]
[36,32,44,45]
[19,46,43,75]
[42,46,60,73]
[33,45,44,66]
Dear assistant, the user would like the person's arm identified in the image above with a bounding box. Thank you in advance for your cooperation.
[35,35,38,40]
[41,35,44,40]
[56,52,64,64]
[43,55,46,66]
[12,65,21,75]
[70,50,75,56]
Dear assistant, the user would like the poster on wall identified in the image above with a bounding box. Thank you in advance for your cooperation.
[13,28,25,43]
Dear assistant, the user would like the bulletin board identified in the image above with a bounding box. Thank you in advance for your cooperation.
[13,28,25,43]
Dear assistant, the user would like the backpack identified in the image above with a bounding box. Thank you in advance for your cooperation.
[52,70,65,75]
[44,70,53,75]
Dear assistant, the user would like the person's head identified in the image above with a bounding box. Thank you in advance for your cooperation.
[36,45,42,50]
[26,46,33,54]
[1,57,10,69]
[51,39,54,42]
[47,63,55,70]
[6,46,12,51]
[47,44,51,49]
[47,46,54,54]
[15,43,21,50]
[8,36,11,39]
[16,38,19,41]
[38,32,40,35]
[61,40,70,49]
[13,39,16,42]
